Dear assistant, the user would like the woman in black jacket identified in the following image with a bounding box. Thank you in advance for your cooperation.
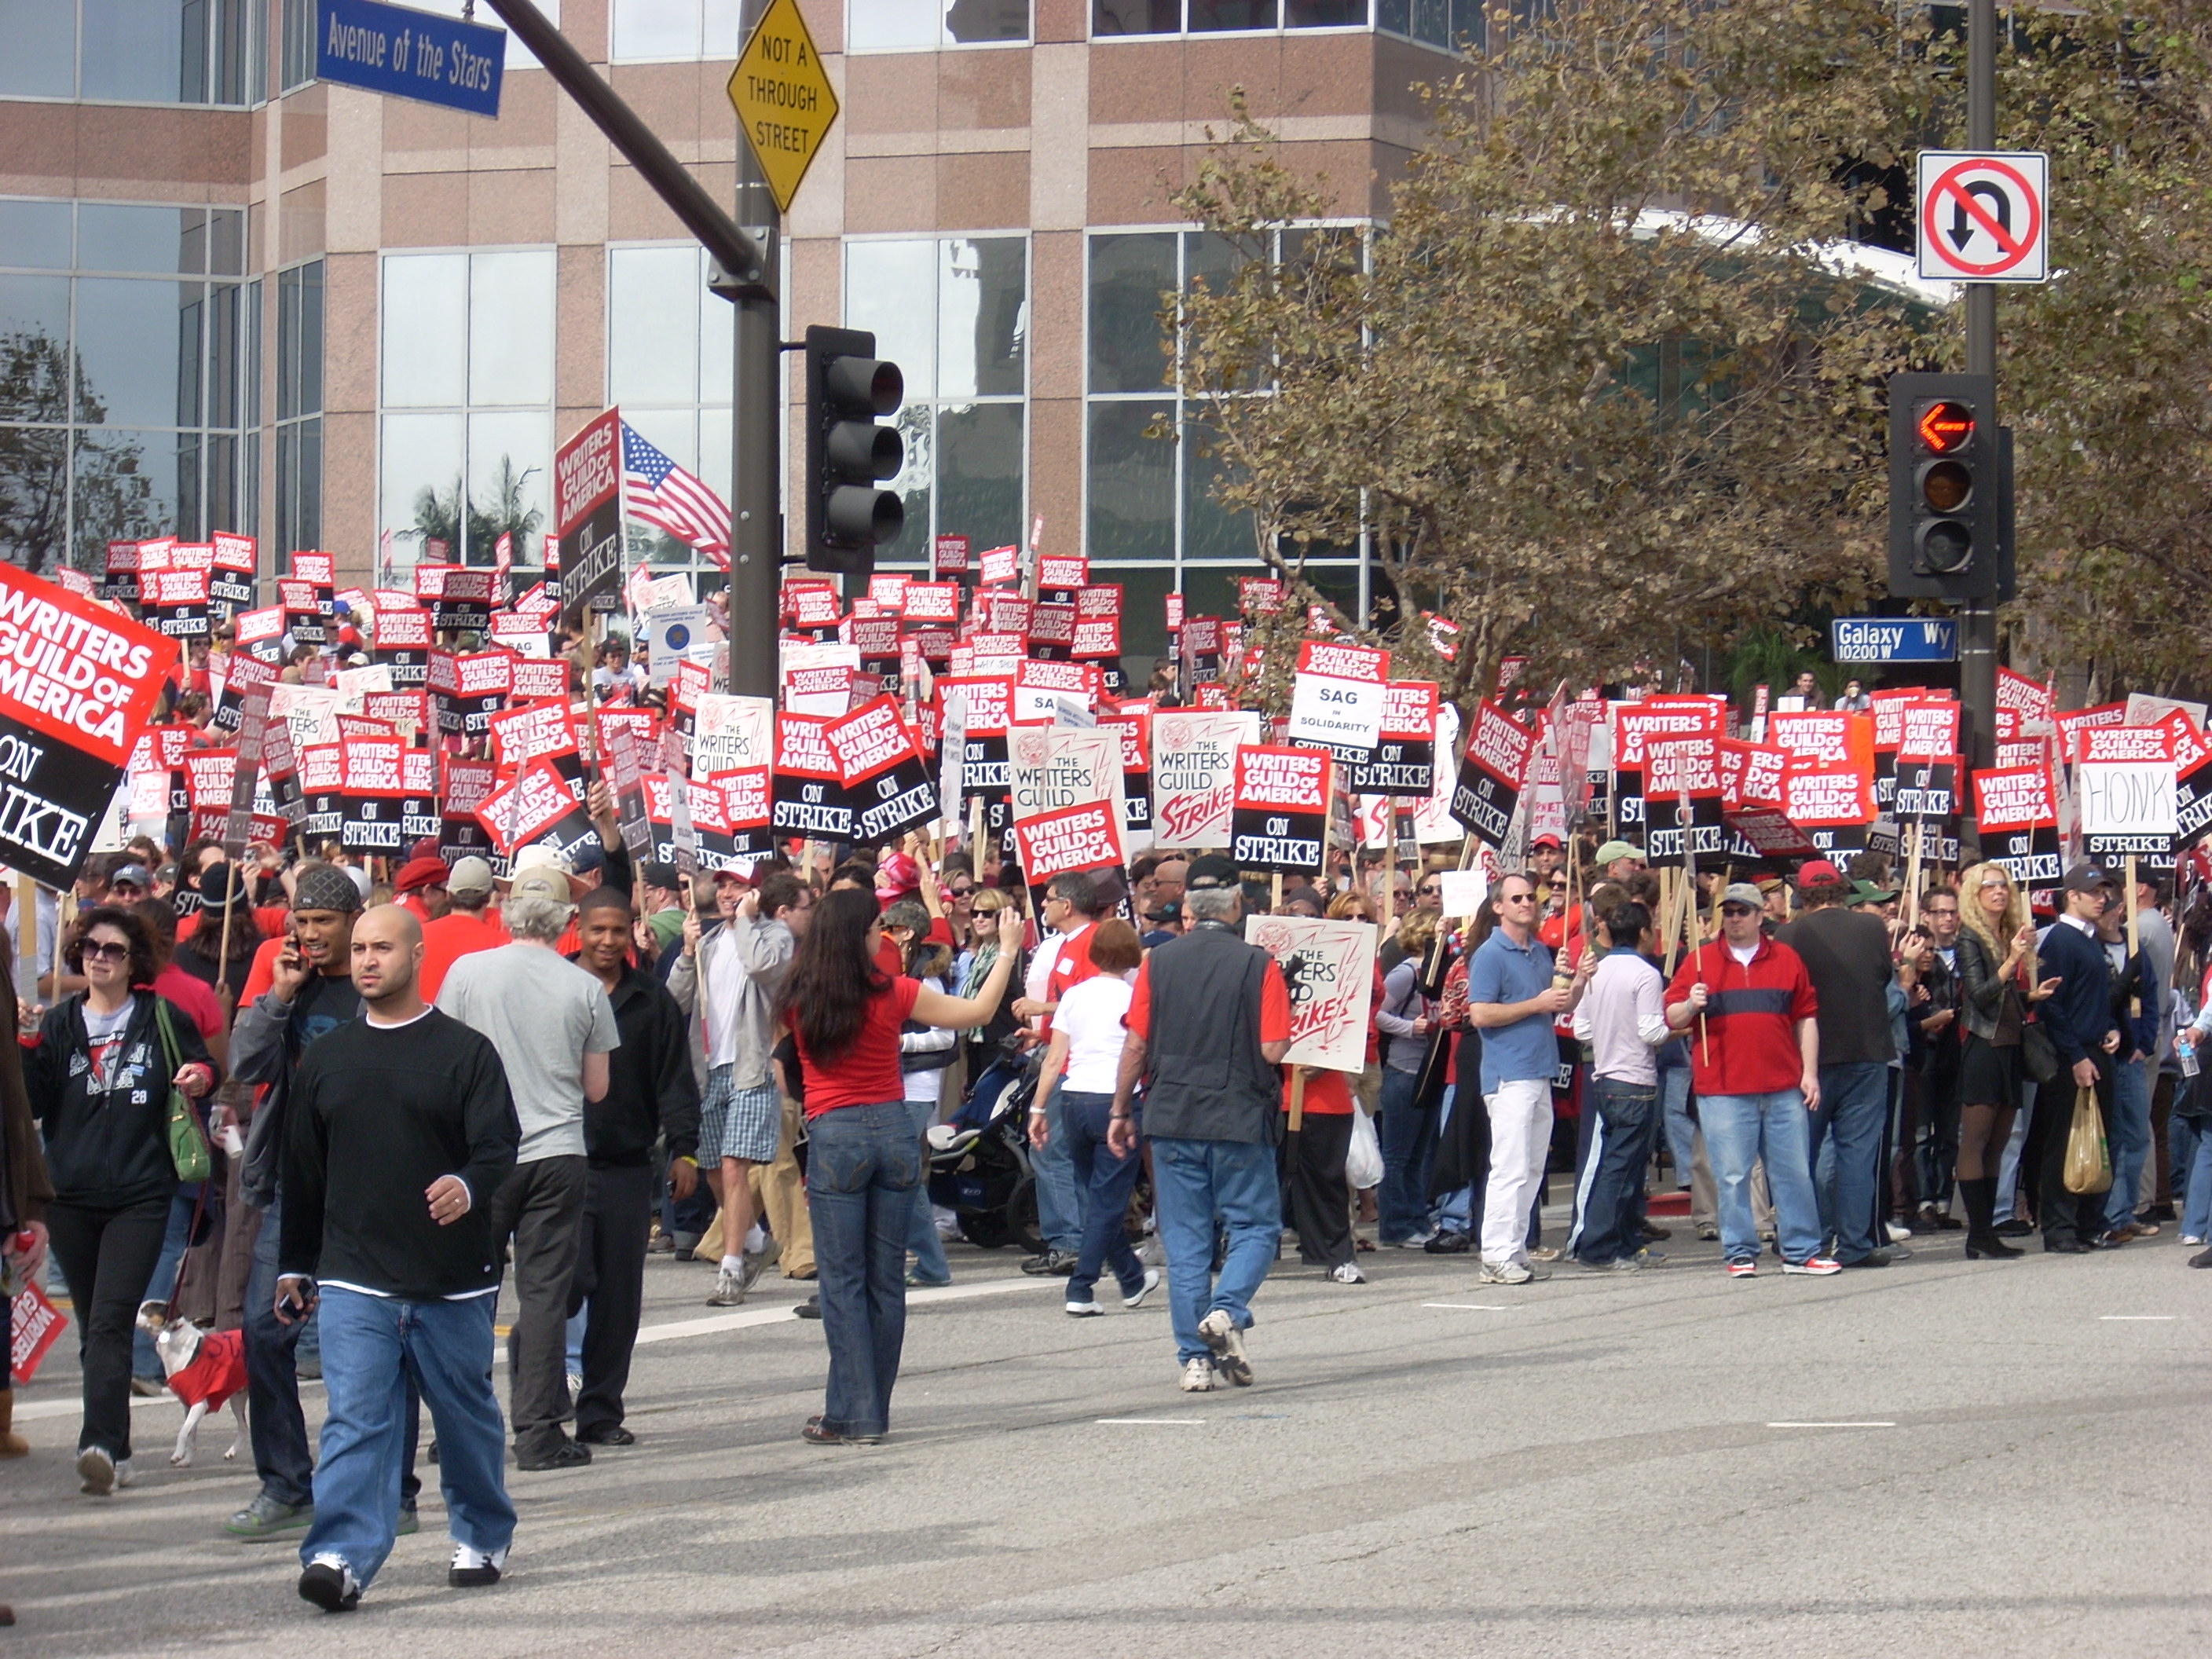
[1952,864,2058,1258]
[24,905,219,1496]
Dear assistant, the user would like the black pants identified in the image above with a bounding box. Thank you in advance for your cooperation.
[567,1162,654,1440]
[488,1155,589,1457]
[46,1194,170,1459]
[1280,1112,1355,1270]
[2037,1058,2114,1245]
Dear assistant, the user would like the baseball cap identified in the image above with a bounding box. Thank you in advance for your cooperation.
[1721,882,1764,909]
[511,844,574,877]
[1185,853,1240,890]
[1756,875,1786,894]
[108,862,152,891]
[1795,858,1849,893]
[448,856,495,895]
[1533,832,1562,849]
[1850,879,1900,905]
[507,866,573,905]
[2063,861,2117,894]
[394,855,449,895]
[1595,840,1643,866]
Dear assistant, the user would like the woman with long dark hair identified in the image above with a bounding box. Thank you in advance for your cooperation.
[1953,862,2060,1258]
[24,906,219,1495]
[778,888,1016,1444]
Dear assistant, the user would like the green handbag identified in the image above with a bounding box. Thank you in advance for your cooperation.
[153,998,211,1184]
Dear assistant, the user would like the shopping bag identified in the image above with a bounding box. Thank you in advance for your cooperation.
[1346,1104,1384,1192]
[2062,1084,2113,1196]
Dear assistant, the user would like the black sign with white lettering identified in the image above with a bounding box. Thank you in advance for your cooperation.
[0,716,119,888]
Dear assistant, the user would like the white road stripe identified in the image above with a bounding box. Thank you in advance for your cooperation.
[2099,1314,2177,1321]
[1423,1302,1514,1311]
[1094,1418,1206,1426]
[1766,1420,1896,1428]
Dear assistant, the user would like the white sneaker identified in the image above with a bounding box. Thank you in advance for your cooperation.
[738,1247,770,1292]
[1064,1298,1103,1317]
[565,1372,583,1401]
[1196,1309,1253,1386]
[1123,1267,1162,1309]
[705,1268,748,1307]
[2184,1236,2206,1247]
[1393,1230,1438,1249]
[1884,1221,1913,1243]
[77,1446,121,1495]
[298,1552,361,1612]
[1328,1262,1367,1284]
[1476,1259,1538,1285]
[1178,1357,1216,1393]
[449,1541,510,1588]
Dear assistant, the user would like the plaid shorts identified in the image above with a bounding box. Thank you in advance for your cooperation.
[698,1066,782,1164]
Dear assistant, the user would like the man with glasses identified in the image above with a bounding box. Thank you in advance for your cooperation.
[1465,873,1591,1284]
[1013,873,1108,1276]
[1666,885,1838,1276]
[1595,840,1646,884]
[2034,864,2126,1253]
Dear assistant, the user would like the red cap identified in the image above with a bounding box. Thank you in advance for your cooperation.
[394,855,451,894]
[1795,859,1848,892]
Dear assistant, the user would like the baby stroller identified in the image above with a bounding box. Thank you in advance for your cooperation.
[926,1052,1042,1254]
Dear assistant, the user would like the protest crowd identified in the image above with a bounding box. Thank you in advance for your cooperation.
[3,538,2210,1622]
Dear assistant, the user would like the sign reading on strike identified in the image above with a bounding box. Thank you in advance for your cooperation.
[1916,150,2049,283]
[554,408,624,629]
[726,0,839,214]
[1230,744,1331,873]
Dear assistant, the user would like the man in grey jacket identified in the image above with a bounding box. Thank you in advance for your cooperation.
[667,867,812,1306]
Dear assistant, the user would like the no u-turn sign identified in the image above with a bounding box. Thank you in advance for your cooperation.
[1917,151,2049,282]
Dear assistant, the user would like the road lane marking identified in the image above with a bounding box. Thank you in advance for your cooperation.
[2100,1315,2177,1321]
[1423,1302,1514,1311]
[1095,1418,1206,1426]
[1766,1420,1896,1428]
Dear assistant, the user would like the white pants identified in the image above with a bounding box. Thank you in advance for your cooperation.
[1480,1078,1555,1265]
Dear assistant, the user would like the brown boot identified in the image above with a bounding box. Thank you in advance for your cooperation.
[0,1600,15,1625]
[0,1388,27,1457]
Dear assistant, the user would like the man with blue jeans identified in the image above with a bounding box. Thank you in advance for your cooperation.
[278,906,520,1612]
[1110,859,1291,1393]
[1666,884,1839,1276]
[1569,898,1672,1269]
[1778,860,1900,1268]
[1015,875,1107,1276]
[2097,895,2159,1243]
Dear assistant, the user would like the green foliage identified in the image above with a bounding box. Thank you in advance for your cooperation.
[411,453,544,565]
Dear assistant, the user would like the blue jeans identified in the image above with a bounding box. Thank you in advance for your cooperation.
[1149,1136,1280,1365]
[2104,1057,2152,1232]
[1430,1077,1474,1234]
[244,1195,316,1508]
[905,1096,950,1283]
[1031,1081,1083,1254]
[302,1287,514,1591]
[1376,1067,1435,1243]
[1808,1060,1889,1262]
[132,1185,200,1379]
[1660,1064,1695,1185]
[1569,1078,1657,1264]
[2178,1114,2212,1240]
[1700,1090,1825,1265]
[1060,1091,1147,1300]
[805,1102,921,1438]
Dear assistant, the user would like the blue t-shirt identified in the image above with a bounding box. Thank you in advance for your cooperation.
[1464,927,1558,1092]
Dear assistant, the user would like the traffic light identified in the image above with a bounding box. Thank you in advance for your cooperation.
[1887,371,1998,600]
[803,324,904,578]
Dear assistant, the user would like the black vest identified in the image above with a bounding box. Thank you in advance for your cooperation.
[1141,922,1280,1144]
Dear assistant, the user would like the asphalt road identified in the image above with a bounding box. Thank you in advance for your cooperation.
[6,1213,2210,1657]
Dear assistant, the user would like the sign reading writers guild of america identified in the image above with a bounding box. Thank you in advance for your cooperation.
[726,0,839,214]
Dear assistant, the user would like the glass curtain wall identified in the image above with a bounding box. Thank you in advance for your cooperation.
[0,0,263,104]
[606,244,734,577]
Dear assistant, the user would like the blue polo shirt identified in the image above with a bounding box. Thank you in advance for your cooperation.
[1464,926,1558,1092]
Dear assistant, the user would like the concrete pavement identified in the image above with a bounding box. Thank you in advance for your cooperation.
[5,1215,2210,1657]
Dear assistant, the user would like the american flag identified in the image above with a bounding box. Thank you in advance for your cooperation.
[621,422,730,567]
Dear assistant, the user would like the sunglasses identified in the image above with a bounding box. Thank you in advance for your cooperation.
[1417,884,1441,895]
[81,939,129,961]
[1500,891,1536,904]
[948,885,974,899]
[1720,903,1756,918]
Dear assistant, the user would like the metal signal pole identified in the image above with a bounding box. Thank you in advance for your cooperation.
[1957,0,1999,777]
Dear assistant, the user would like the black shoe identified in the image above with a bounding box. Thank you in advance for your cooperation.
[2141,1204,2178,1224]
[1020,1249,1077,1276]
[2043,1236,2092,1254]
[576,1425,635,1447]
[1965,1234,2023,1259]
[1840,1251,1891,1268]
[298,1557,361,1613]
[1994,1218,2034,1238]
[1423,1230,1472,1254]
[515,1438,591,1472]
[2191,1246,2212,1269]
[426,1437,439,1464]
[448,1544,507,1588]
[2089,1232,2129,1250]
[1638,1221,1672,1242]
[794,1295,822,1320]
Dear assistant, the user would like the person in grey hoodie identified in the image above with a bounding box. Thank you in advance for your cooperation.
[668,867,813,1306]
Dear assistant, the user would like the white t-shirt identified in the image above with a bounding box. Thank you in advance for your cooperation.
[1053,972,1134,1095]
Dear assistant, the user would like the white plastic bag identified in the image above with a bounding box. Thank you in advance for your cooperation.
[1345,1106,1384,1192]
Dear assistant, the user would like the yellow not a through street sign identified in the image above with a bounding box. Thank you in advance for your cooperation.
[726,0,837,214]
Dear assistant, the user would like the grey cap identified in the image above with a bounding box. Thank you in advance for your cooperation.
[1722,882,1765,910]
[108,863,152,891]
[448,855,496,895]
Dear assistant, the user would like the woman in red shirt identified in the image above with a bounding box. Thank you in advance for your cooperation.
[780,888,1016,1445]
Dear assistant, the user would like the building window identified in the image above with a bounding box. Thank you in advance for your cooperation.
[1084,226,1366,657]
[848,0,1029,53]
[0,197,257,577]
[843,235,1027,566]
[377,248,555,572]
[606,244,734,575]
[276,260,323,558]
[610,0,745,61]
[0,0,264,105]
[1372,0,1484,51]
[1091,0,1477,45]
[280,0,317,91]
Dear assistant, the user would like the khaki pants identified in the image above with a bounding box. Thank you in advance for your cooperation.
[751,1094,815,1278]
[1691,1130,1775,1234]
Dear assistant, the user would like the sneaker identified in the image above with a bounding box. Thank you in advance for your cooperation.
[130,1375,164,1397]
[1696,1225,1719,1241]
[2191,1246,2212,1269]
[395,1506,419,1536]
[905,1271,953,1288]
[1423,1230,1473,1254]
[706,1268,748,1307]
[1782,1256,1843,1276]
[1884,1220,1913,1243]
[1328,1262,1367,1284]
[794,1295,822,1319]
[1639,1221,1672,1241]
[1197,1309,1253,1386]
[1392,1230,1438,1249]
[738,1246,771,1291]
[448,1542,509,1589]
[1064,1298,1103,1317]
[225,1491,314,1539]
[76,1446,121,1496]
[1124,1267,1162,1308]
[565,1371,583,1401]
[1475,1259,1541,1285]
[2181,1236,2206,1247]
[1178,1357,1217,1393]
[515,1437,591,1472]
[298,1554,361,1613]
[1020,1250,1077,1276]
[1528,1246,1562,1262]
[1725,1259,1758,1279]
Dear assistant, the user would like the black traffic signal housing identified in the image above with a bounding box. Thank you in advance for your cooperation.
[804,325,905,578]
[1887,371,1999,601]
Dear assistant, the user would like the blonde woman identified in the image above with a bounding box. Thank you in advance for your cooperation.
[1952,862,2060,1258]
[958,889,1027,1081]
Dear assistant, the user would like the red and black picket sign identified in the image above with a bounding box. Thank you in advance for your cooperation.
[770,712,852,841]
[1230,745,1331,874]
[1346,681,1437,799]
[1448,701,1533,851]
[826,696,939,845]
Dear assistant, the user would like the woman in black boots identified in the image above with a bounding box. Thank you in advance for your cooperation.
[1953,863,2057,1258]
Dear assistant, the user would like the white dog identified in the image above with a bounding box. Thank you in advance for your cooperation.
[135,1302,249,1468]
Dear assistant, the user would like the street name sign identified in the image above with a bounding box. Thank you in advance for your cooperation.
[1830,617,1958,665]
[316,0,505,117]
[726,0,837,214]
[1917,150,2049,283]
